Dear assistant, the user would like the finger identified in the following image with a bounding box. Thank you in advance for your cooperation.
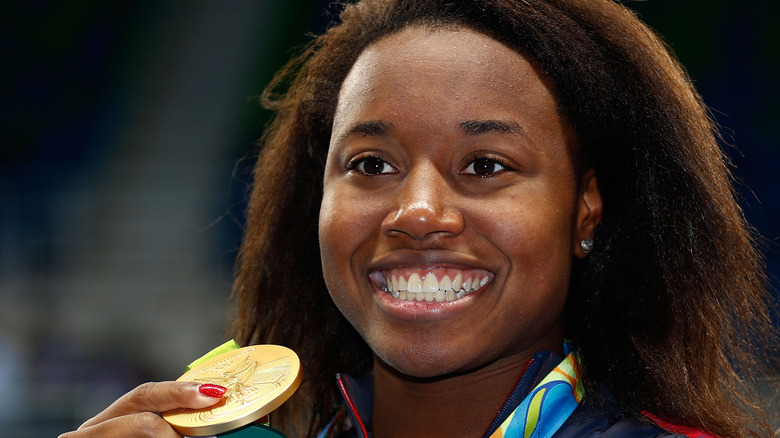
[59,411,183,438]
[79,381,224,429]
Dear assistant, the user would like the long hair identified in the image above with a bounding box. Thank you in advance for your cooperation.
[231,1,777,436]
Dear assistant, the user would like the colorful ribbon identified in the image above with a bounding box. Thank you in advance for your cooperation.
[488,353,584,438]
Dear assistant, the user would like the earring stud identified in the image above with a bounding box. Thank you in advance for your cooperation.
[580,238,594,254]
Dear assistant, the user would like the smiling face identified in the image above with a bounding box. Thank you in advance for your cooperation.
[319,25,601,378]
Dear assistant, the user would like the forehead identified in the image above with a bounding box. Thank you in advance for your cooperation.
[332,25,562,143]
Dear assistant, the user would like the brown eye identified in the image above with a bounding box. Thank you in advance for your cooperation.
[462,156,508,176]
[348,155,396,175]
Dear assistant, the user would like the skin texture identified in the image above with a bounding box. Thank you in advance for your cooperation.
[319,26,602,437]
[57,382,224,438]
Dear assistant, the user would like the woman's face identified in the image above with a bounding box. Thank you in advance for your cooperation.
[319,26,601,378]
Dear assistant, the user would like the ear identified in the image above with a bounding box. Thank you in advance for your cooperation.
[574,169,602,258]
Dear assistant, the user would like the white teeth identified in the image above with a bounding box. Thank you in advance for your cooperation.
[439,275,452,291]
[380,270,491,303]
[452,273,463,291]
[408,273,422,293]
[422,274,438,293]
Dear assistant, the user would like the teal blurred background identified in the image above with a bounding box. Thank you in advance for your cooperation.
[1,1,777,436]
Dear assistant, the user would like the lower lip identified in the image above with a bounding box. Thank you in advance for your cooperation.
[373,286,486,321]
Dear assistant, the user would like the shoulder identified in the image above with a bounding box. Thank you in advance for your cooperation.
[554,410,687,438]
[640,411,719,438]
[554,385,716,438]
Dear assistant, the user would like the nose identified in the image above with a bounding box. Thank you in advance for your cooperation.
[381,165,464,240]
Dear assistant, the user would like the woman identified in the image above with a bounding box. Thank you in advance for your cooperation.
[61,1,777,437]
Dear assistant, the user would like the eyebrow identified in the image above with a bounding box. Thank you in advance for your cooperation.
[459,119,526,137]
[337,120,394,144]
[335,118,527,144]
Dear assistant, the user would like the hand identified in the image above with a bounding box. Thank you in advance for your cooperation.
[58,381,227,438]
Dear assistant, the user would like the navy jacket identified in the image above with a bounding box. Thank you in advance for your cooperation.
[325,352,705,437]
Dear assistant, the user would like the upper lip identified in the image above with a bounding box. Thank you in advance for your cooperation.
[366,249,491,273]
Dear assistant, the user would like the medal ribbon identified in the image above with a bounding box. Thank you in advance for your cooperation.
[488,353,584,438]
[186,339,240,371]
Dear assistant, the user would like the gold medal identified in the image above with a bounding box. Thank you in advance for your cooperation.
[163,345,302,437]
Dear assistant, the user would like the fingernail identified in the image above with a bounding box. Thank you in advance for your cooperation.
[199,383,227,398]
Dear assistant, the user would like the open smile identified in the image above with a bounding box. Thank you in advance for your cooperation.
[369,268,493,302]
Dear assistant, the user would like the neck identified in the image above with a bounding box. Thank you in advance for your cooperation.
[371,353,535,438]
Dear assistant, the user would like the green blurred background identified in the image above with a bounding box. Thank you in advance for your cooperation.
[1,1,777,436]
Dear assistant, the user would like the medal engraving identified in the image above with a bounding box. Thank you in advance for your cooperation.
[163,345,302,436]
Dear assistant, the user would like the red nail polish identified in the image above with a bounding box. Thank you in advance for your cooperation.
[199,383,227,398]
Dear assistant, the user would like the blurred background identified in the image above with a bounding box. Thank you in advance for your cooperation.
[1,1,777,436]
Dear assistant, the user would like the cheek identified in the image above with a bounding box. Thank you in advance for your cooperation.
[318,190,348,278]
[319,187,381,331]
[492,208,574,330]
[318,187,382,291]
[319,190,355,317]
[477,190,577,284]
[319,188,376,254]
[480,199,574,249]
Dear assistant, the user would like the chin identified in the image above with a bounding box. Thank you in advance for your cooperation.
[374,343,476,379]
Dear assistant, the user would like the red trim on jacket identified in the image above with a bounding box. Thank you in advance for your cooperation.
[337,375,369,438]
[642,411,718,438]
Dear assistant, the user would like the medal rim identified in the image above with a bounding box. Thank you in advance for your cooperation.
[162,344,301,436]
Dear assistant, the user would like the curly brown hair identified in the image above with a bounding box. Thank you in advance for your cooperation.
[231,1,777,436]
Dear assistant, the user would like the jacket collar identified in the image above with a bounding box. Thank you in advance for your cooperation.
[333,351,562,438]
